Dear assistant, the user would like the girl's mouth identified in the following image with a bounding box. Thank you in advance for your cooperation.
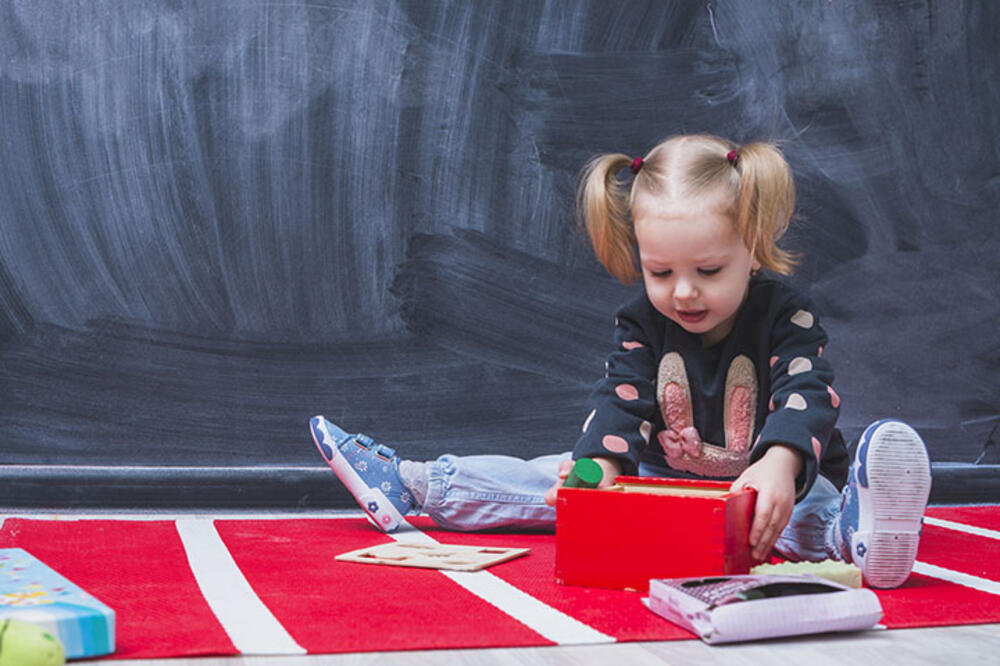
[677,309,708,324]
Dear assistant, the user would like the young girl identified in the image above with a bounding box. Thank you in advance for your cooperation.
[310,134,932,589]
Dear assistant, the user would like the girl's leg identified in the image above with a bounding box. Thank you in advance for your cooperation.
[310,416,418,532]
[421,452,571,531]
[311,413,570,533]
[775,419,931,590]
[834,419,931,588]
[774,474,843,562]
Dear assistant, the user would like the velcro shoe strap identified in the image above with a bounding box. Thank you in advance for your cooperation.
[353,433,376,446]
[374,444,397,460]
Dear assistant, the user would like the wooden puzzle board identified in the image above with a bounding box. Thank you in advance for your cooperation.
[335,542,530,571]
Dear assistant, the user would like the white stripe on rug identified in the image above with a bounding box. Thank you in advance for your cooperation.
[912,561,1000,596]
[391,521,615,645]
[175,519,306,655]
[924,516,1000,541]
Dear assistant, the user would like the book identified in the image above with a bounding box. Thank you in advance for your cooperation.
[646,573,883,644]
[0,548,115,659]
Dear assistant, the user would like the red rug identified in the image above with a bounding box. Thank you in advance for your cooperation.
[0,506,997,659]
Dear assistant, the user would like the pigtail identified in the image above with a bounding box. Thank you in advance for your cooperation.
[732,142,798,275]
[578,153,641,284]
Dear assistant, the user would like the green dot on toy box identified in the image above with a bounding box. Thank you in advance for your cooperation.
[563,458,603,489]
[0,619,66,666]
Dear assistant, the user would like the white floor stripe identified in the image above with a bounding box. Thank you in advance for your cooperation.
[175,519,306,655]
[924,516,1000,541]
[912,561,1000,596]
[391,521,615,646]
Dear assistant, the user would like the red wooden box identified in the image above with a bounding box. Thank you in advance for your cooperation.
[555,476,755,591]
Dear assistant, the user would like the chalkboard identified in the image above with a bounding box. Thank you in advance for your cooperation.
[0,1,996,506]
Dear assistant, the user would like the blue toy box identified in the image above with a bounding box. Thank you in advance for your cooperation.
[0,548,115,659]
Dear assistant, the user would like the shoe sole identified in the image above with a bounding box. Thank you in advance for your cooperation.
[310,416,405,533]
[852,419,932,588]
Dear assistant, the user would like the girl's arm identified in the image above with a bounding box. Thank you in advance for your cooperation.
[571,295,662,475]
[737,287,840,561]
[750,289,840,499]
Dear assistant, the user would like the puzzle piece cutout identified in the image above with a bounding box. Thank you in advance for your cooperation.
[335,542,529,571]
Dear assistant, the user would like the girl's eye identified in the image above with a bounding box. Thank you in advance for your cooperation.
[698,267,722,276]
[651,269,672,278]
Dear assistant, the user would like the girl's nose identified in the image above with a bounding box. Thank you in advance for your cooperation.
[674,278,698,301]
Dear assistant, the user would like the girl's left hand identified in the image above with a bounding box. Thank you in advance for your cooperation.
[730,444,803,562]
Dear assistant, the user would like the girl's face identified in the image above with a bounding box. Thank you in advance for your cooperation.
[633,195,758,347]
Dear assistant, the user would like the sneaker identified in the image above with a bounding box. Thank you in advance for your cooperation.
[837,419,932,588]
[309,416,415,532]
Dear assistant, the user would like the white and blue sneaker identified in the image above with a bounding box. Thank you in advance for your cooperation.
[837,419,932,588]
[310,415,415,533]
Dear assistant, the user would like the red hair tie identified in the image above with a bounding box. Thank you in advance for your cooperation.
[630,157,644,175]
[726,150,740,167]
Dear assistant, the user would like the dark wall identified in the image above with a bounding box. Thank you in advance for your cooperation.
[1,1,997,493]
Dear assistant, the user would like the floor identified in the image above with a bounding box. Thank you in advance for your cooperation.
[6,508,997,665]
[107,623,1000,666]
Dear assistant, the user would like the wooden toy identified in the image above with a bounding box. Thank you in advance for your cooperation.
[555,476,755,591]
[563,458,602,489]
[751,560,863,588]
[336,542,530,571]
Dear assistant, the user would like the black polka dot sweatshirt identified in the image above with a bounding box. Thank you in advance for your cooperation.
[572,275,849,500]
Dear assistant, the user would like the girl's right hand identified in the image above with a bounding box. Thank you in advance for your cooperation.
[544,456,623,506]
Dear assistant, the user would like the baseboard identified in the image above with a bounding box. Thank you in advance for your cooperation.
[0,465,350,509]
[0,463,997,509]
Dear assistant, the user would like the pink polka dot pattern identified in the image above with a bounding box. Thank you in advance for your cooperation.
[769,396,775,412]
[615,383,639,401]
[817,345,824,357]
[770,355,779,367]
[622,340,644,350]
[811,437,823,461]
[602,434,629,453]
[827,385,841,408]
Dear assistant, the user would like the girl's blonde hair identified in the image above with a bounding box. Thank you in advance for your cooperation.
[578,134,797,284]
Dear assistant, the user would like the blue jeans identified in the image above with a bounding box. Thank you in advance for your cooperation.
[421,452,843,562]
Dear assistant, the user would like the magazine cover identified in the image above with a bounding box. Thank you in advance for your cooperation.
[646,574,883,644]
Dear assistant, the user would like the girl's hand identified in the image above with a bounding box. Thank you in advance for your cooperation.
[544,456,622,506]
[730,444,803,562]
